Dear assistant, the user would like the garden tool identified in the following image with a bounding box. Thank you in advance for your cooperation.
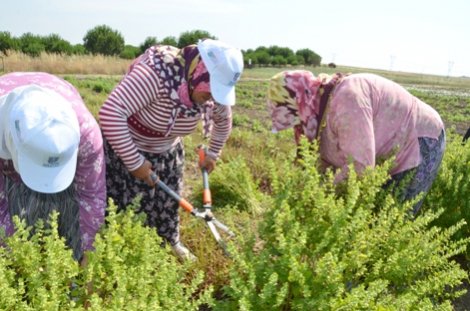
[149,145,235,256]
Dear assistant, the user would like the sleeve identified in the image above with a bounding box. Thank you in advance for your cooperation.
[99,62,158,170]
[207,104,232,160]
[329,94,375,183]
[0,161,14,237]
[74,120,106,252]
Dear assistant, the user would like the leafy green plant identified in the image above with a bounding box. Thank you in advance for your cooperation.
[197,156,268,215]
[219,141,469,310]
[81,199,213,310]
[422,132,470,249]
[0,200,213,310]
[0,213,80,310]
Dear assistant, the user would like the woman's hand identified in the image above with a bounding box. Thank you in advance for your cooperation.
[130,159,154,186]
[199,156,216,173]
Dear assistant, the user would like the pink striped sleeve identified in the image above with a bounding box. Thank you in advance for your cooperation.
[208,104,232,159]
[99,63,158,170]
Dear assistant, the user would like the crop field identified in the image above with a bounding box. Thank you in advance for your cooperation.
[1,65,469,310]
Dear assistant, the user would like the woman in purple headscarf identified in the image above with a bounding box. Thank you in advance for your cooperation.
[267,70,445,214]
[99,39,243,260]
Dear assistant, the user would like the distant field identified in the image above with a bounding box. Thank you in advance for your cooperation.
[240,67,470,135]
[243,65,470,90]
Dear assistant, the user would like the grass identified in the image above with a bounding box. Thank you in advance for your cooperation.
[62,75,120,117]
[244,65,470,89]
[2,51,131,75]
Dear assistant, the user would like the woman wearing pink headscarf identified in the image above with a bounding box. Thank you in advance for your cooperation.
[267,70,445,214]
[99,39,243,260]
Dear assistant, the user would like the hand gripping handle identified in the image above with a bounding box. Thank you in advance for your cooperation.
[150,173,194,213]
[198,146,212,206]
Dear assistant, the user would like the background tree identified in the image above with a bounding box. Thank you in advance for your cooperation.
[272,55,287,67]
[254,49,271,67]
[139,36,158,54]
[160,36,178,47]
[0,31,18,56]
[243,50,258,67]
[177,30,216,48]
[267,45,294,60]
[286,55,299,66]
[42,34,72,55]
[120,45,140,59]
[19,32,45,57]
[71,44,86,55]
[295,54,306,65]
[83,25,125,56]
[296,48,321,66]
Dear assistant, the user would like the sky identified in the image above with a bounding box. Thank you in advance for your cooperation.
[2,0,470,77]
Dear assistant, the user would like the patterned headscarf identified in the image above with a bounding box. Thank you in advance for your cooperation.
[267,70,345,144]
[146,44,213,137]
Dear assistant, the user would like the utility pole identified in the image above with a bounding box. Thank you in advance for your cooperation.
[390,55,396,71]
[447,60,454,77]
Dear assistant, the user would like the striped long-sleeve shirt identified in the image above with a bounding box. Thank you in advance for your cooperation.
[99,50,232,171]
[0,72,106,252]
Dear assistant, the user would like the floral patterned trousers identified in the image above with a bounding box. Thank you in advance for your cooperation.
[104,139,184,246]
[387,130,446,214]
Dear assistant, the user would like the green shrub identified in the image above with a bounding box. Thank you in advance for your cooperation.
[232,114,251,127]
[197,156,268,215]
[82,200,213,310]
[422,132,470,249]
[0,214,80,310]
[0,200,213,310]
[219,141,469,310]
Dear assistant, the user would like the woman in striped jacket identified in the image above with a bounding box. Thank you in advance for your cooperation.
[99,39,243,260]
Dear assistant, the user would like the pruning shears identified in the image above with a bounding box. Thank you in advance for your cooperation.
[149,145,235,256]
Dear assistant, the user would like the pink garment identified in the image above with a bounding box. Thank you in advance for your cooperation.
[268,71,444,182]
[0,72,106,251]
[320,73,444,180]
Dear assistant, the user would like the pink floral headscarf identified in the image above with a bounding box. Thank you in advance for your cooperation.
[267,70,323,143]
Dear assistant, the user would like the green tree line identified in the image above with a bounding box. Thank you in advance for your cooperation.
[0,25,322,66]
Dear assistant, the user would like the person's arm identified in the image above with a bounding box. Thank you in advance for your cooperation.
[206,104,232,160]
[99,62,158,171]
[74,123,106,252]
[329,97,375,183]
